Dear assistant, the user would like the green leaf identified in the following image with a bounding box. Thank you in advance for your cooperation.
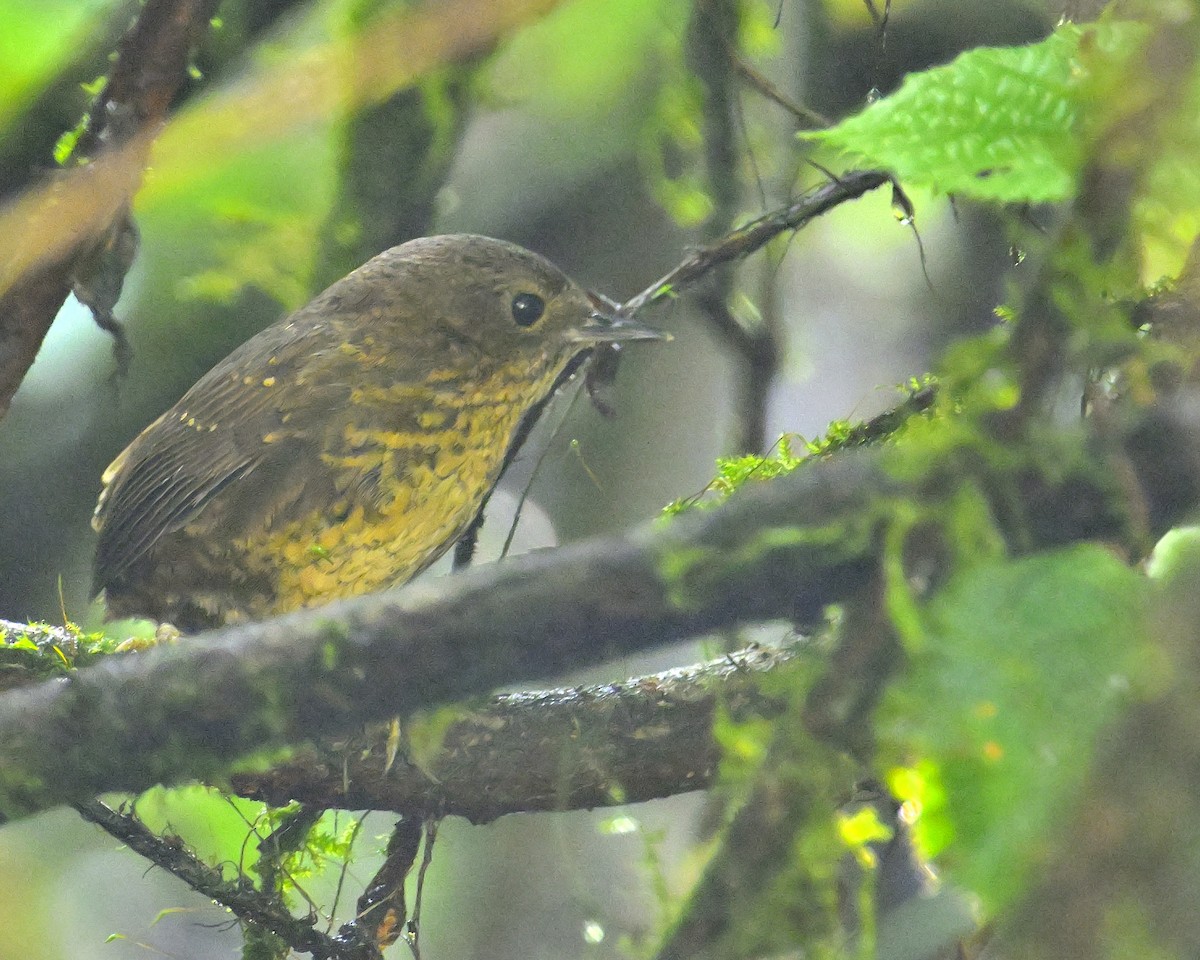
[879,545,1147,911]
[805,21,1146,203]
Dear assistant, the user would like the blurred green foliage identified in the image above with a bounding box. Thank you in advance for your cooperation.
[0,0,112,131]
[808,14,1200,281]
[881,546,1147,909]
[671,5,1200,957]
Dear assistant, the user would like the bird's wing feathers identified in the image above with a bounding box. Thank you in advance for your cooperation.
[92,321,351,587]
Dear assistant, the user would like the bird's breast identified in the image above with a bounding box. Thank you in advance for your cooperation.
[234,359,564,614]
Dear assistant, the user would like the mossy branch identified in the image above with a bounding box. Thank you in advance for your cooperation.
[74,799,374,960]
[0,403,1197,822]
[231,643,798,821]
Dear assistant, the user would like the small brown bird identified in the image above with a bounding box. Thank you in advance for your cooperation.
[92,234,666,631]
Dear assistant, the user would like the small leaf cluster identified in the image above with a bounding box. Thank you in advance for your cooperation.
[0,622,122,690]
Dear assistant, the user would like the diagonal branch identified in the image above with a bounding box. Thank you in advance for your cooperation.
[73,798,369,960]
[618,169,890,318]
[0,0,222,416]
[0,403,1196,822]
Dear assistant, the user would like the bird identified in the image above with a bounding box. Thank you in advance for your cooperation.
[92,234,667,632]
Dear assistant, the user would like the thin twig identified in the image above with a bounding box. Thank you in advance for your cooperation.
[405,820,439,960]
[820,383,937,455]
[74,799,366,960]
[732,58,831,129]
[618,170,891,318]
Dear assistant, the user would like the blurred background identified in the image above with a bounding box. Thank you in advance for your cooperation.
[0,0,1050,957]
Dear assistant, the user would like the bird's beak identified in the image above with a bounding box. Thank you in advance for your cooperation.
[564,294,672,345]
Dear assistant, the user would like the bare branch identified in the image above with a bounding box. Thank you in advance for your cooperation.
[618,170,891,318]
[732,57,830,129]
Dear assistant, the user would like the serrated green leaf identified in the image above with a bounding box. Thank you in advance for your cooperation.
[879,545,1146,911]
[805,21,1146,203]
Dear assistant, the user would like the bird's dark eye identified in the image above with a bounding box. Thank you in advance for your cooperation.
[511,292,545,327]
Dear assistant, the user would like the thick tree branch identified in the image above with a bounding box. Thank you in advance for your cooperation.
[0,404,1197,821]
[231,643,797,821]
[0,446,881,820]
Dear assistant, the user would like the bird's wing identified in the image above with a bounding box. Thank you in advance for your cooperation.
[92,321,350,588]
